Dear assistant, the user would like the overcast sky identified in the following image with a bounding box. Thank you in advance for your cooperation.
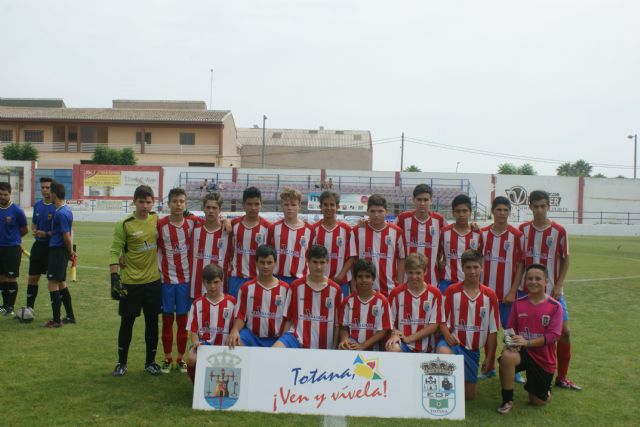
[2,0,639,177]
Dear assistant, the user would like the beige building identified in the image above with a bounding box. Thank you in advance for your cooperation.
[0,98,239,169]
[237,127,372,170]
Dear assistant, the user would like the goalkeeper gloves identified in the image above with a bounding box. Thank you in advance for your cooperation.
[111,272,127,300]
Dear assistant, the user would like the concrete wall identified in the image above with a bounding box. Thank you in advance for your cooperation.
[240,146,372,170]
[220,114,239,167]
[0,160,34,206]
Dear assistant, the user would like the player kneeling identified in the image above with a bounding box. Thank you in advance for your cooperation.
[386,253,443,353]
[274,245,343,349]
[186,264,236,384]
[226,245,289,348]
[496,264,563,414]
[337,260,392,351]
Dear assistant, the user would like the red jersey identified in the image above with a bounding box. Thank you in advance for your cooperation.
[268,220,315,278]
[340,292,392,346]
[518,221,569,294]
[443,283,499,351]
[439,225,481,283]
[394,211,446,285]
[478,225,523,301]
[189,224,233,299]
[157,215,202,284]
[285,278,343,349]
[187,294,236,345]
[312,221,352,282]
[349,223,406,297]
[234,279,289,338]
[389,284,444,353]
[230,216,271,278]
[507,295,563,373]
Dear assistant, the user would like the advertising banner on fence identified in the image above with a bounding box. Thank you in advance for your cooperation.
[72,165,163,200]
[308,192,369,213]
[193,346,465,419]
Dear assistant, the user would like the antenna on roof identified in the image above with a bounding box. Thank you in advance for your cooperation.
[253,125,259,129]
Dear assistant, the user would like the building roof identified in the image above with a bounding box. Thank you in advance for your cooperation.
[0,98,66,108]
[237,128,371,149]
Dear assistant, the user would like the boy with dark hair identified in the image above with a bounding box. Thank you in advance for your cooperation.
[44,182,76,327]
[228,186,271,298]
[185,263,236,383]
[157,187,203,374]
[0,182,28,317]
[226,245,289,347]
[268,188,315,285]
[497,264,563,414]
[110,185,162,376]
[394,184,447,286]
[312,190,353,297]
[438,194,481,294]
[386,253,443,353]
[350,194,405,297]
[437,250,499,400]
[519,190,579,390]
[275,245,342,349]
[338,259,392,351]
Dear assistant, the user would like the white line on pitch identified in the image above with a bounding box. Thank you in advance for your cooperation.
[566,275,640,283]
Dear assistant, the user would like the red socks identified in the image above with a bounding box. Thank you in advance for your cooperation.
[162,314,174,357]
[557,342,571,380]
[176,314,188,356]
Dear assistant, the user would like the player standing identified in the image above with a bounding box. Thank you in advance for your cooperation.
[0,181,28,317]
[519,190,580,390]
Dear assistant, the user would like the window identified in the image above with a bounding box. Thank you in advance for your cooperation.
[136,132,152,144]
[180,132,195,145]
[24,130,44,143]
[353,134,362,141]
[0,129,13,142]
[189,162,215,167]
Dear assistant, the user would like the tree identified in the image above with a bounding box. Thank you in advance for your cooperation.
[92,145,137,165]
[1,142,39,161]
[119,147,137,165]
[403,164,421,172]
[517,163,537,175]
[497,163,518,174]
[556,159,593,177]
[592,173,606,178]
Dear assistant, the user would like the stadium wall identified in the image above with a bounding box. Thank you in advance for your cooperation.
[0,160,34,207]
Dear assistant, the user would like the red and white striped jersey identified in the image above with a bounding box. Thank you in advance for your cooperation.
[389,284,444,353]
[439,225,482,283]
[230,216,271,278]
[340,292,392,345]
[478,225,524,301]
[157,215,202,284]
[268,220,315,278]
[518,221,569,294]
[349,223,406,297]
[394,211,447,285]
[443,283,499,351]
[234,279,289,338]
[187,294,236,345]
[312,221,352,282]
[189,224,233,299]
[285,278,343,349]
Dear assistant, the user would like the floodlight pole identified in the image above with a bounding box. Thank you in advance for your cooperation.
[400,132,405,171]
[629,134,637,179]
[261,115,267,168]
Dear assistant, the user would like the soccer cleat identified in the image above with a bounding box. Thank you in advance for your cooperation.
[62,316,77,324]
[145,362,162,376]
[515,372,526,384]
[177,360,188,373]
[43,320,63,328]
[496,401,514,414]
[113,363,128,377]
[478,369,496,380]
[3,308,15,318]
[555,378,582,391]
[0,307,6,315]
[160,359,173,374]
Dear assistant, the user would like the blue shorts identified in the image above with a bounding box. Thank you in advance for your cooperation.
[276,275,298,286]
[437,338,480,384]
[400,341,412,353]
[161,283,190,315]
[227,276,252,299]
[239,327,278,347]
[558,295,569,322]
[341,283,351,298]
[276,331,302,349]
[499,291,527,328]
[438,280,453,295]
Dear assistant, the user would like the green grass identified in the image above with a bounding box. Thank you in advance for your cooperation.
[4,224,640,426]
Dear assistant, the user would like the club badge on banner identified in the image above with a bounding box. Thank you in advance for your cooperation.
[193,346,465,419]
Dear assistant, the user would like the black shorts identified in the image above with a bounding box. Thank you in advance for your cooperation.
[119,280,162,318]
[0,246,22,278]
[47,246,69,282]
[29,240,50,276]
[516,349,554,401]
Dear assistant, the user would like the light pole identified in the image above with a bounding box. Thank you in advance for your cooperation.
[628,134,637,179]
[456,161,461,173]
[261,115,268,168]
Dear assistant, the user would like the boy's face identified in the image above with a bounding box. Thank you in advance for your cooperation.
[525,268,547,294]
[462,260,482,282]
[355,270,374,294]
[134,196,154,215]
[367,205,387,227]
[453,204,471,225]
[243,197,262,217]
[492,203,510,224]
[529,199,549,220]
[413,193,432,216]
[203,200,220,221]
[0,189,10,207]
[169,194,186,216]
[320,197,338,220]
[203,277,224,295]
[406,267,425,287]
[257,255,276,276]
[281,198,301,219]
[308,257,327,276]
[40,182,52,200]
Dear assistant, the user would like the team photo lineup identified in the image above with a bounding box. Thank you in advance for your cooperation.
[1,178,580,415]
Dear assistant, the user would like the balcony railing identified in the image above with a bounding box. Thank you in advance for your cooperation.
[0,141,219,156]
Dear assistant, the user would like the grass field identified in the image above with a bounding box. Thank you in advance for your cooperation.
[4,222,640,426]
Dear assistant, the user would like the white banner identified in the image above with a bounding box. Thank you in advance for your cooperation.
[308,192,370,213]
[193,346,465,419]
